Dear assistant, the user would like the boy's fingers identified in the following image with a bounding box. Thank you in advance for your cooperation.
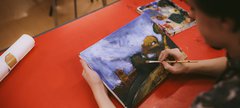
[162,61,175,72]
[162,61,170,69]
[165,49,183,60]
[160,53,168,62]
[82,70,86,78]
[159,52,163,61]
[80,59,91,71]
[80,59,87,67]
[159,51,165,61]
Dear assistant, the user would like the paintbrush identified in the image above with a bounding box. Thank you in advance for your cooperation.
[146,60,198,64]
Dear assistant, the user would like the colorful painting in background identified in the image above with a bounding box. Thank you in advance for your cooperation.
[80,12,180,107]
[137,0,196,36]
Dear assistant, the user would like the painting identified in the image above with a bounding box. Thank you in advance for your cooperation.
[80,13,179,107]
[137,0,196,36]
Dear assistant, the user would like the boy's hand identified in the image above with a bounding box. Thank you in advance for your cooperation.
[159,48,188,74]
[80,59,106,92]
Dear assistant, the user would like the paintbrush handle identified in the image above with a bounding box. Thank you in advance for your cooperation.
[146,60,198,63]
[166,60,198,63]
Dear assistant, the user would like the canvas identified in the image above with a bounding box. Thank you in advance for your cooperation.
[137,0,196,36]
[80,13,180,108]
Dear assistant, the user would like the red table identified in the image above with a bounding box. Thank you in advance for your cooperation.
[0,0,225,108]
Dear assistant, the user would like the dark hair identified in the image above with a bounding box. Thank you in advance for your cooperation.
[193,0,240,32]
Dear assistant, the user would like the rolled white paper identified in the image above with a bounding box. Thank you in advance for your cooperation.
[0,58,9,81]
[0,34,35,82]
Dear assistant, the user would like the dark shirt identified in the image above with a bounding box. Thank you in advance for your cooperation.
[192,55,240,108]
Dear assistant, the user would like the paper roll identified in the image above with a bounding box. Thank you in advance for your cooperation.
[0,34,35,82]
[0,58,10,82]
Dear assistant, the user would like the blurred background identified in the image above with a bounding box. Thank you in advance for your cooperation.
[0,0,117,51]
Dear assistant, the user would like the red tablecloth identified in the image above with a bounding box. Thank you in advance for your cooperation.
[0,0,225,108]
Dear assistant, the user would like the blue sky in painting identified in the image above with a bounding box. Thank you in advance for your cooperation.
[80,13,163,89]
